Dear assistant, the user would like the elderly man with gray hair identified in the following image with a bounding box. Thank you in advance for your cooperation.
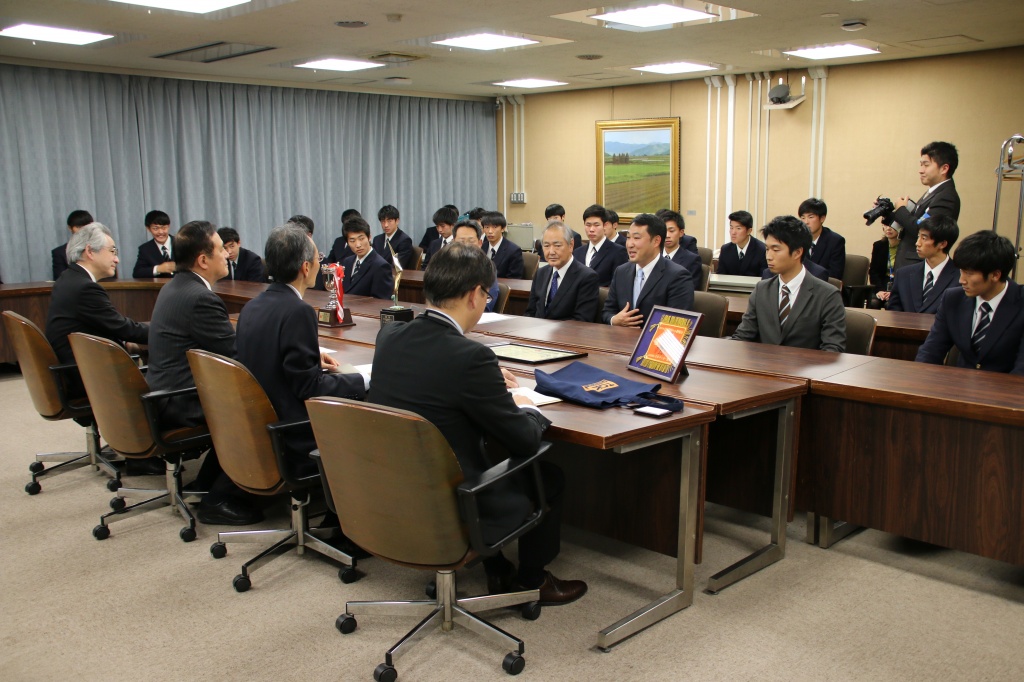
[525,221,600,322]
[46,222,149,364]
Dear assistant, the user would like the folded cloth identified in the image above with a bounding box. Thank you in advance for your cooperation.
[534,361,684,412]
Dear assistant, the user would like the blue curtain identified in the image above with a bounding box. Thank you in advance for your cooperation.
[0,64,497,282]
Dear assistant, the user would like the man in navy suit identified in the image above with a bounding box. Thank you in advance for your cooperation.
[573,204,627,287]
[605,209,627,246]
[481,211,525,279]
[799,198,846,280]
[603,213,694,326]
[718,210,768,277]
[544,203,582,249]
[657,209,702,291]
[889,141,962,269]
[341,217,394,300]
[52,209,93,280]
[327,208,361,264]
[372,204,414,270]
[132,210,177,278]
[422,204,458,268]
[217,227,265,282]
[887,215,960,313]
[526,222,599,322]
[916,231,1024,374]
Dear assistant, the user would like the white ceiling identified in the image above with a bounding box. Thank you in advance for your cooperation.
[1,0,1022,100]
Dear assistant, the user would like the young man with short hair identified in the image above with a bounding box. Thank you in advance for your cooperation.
[890,141,961,268]
[541,202,582,251]
[730,215,846,352]
[481,211,525,279]
[327,208,361,264]
[717,210,768,277]
[132,210,176,278]
[602,209,626,247]
[656,208,702,291]
[603,213,694,327]
[573,204,626,287]
[799,198,846,280]
[372,204,414,269]
[422,204,459,268]
[217,227,265,282]
[526,222,600,322]
[52,209,93,280]
[452,220,499,312]
[340,217,394,300]
[916,231,1024,374]
[887,215,960,313]
[656,208,698,254]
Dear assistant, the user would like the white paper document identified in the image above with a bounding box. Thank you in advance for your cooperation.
[509,386,561,406]
[477,312,513,324]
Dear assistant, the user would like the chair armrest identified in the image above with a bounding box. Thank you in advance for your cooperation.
[845,284,876,309]
[457,442,551,557]
[266,419,319,486]
[140,387,211,451]
[47,362,91,417]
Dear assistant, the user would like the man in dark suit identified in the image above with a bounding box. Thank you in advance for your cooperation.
[916,231,1024,374]
[731,216,846,352]
[217,227,265,282]
[132,210,177,278]
[481,211,525,279]
[422,204,458,268]
[327,208,361,264]
[526,222,599,322]
[573,204,627,287]
[799,198,846,280]
[604,209,627,246]
[370,241,587,605]
[887,215,960,314]
[46,222,149,364]
[341,216,394,300]
[888,141,962,269]
[718,210,768,277]
[657,209,702,291]
[372,204,414,270]
[146,220,261,525]
[603,213,694,326]
[52,209,93,280]
[452,220,500,312]
[761,259,830,282]
[544,203,583,249]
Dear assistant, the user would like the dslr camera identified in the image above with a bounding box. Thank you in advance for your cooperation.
[863,196,895,226]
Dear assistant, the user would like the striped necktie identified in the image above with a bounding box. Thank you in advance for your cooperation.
[921,270,934,307]
[971,302,992,355]
[547,270,559,305]
[779,284,792,326]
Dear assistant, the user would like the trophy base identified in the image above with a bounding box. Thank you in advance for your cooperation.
[318,307,355,328]
[380,306,415,327]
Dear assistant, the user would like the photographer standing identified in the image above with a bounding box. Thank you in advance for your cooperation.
[889,141,961,269]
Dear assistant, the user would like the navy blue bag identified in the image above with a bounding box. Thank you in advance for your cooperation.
[534,361,684,412]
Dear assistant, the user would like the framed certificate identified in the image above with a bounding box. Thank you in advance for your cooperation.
[627,306,702,382]
[489,342,587,365]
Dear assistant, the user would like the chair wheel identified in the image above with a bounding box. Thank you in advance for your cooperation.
[425,580,437,599]
[339,567,360,584]
[92,524,110,540]
[502,652,526,675]
[25,481,41,495]
[373,663,398,682]
[336,614,357,634]
[110,496,126,511]
[521,602,541,621]
[210,542,227,559]
[29,461,45,474]
[106,478,122,492]
[233,575,251,592]
[180,527,197,543]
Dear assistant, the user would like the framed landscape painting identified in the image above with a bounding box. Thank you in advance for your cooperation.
[596,118,680,224]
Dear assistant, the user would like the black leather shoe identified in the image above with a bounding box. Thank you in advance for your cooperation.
[534,571,587,606]
[124,458,166,476]
[197,499,264,526]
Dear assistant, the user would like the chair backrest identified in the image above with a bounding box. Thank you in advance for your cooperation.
[306,397,469,568]
[828,277,843,291]
[2,311,65,418]
[844,310,877,356]
[698,247,713,267]
[494,283,510,313]
[68,333,155,456]
[595,286,609,322]
[700,264,710,292]
[409,245,424,271]
[522,252,540,280]
[692,291,729,338]
[843,255,870,286]
[187,350,284,493]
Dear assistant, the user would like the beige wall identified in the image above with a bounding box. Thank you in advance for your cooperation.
[498,46,1024,262]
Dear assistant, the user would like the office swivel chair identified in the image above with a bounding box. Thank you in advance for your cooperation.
[68,332,211,542]
[2,311,119,494]
[307,397,549,681]
[692,291,729,337]
[697,246,713,267]
[844,310,877,356]
[521,252,540,280]
[494,283,511,314]
[187,349,359,592]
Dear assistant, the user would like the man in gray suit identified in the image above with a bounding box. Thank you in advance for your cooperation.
[730,215,846,352]
[147,220,261,525]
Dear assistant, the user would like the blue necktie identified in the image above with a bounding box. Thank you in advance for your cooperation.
[971,302,992,355]
[547,270,559,305]
[921,270,934,307]
[632,267,645,307]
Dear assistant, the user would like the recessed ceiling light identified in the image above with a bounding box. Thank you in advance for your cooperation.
[335,21,368,29]
[433,33,538,51]
[109,0,249,12]
[296,58,385,72]
[633,61,715,74]
[592,4,714,28]
[494,78,567,88]
[0,23,113,45]
[784,44,880,59]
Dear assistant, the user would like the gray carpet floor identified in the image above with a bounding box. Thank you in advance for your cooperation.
[2,369,1023,681]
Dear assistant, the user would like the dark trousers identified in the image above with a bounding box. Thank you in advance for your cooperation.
[483,461,565,574]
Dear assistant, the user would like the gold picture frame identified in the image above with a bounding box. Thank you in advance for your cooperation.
[596,117,680,224]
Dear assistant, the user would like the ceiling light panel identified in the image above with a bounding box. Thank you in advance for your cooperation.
[553,3,756,30]
[109,0,250,13]
[0,23,113,45]
[633,61,716,74]
[592,4,715,28]
[297,58,385,72]
[784,44,880,59]
[494,78,567,88]
[433,34,538,51]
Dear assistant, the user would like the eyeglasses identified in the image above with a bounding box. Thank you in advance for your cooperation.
[93,245,118,256]
[480,285,493,304]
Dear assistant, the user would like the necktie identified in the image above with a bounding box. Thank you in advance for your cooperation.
[971,302,992,355]
[809,244,815,257]
[921,270,934,307]
[161,245,170,261]
[352,259,361,278]
[587,246,596,267]
[229,261,235,280]
[632,267,645,308]
[779,284,792,326]
[490,248,496,260]
[547,270,559,305]
[738,249,744,260]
